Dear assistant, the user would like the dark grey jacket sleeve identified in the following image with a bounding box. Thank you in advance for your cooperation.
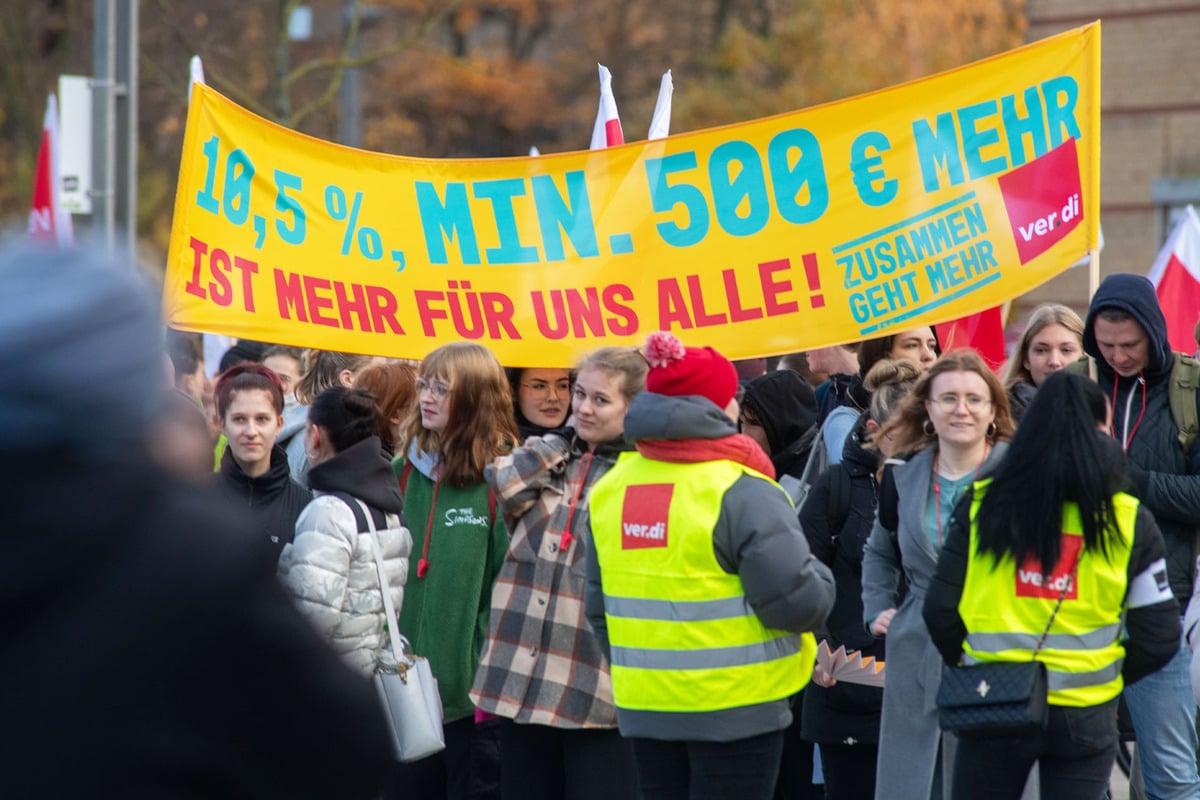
[712,473,835,633]
[584,521,611,660]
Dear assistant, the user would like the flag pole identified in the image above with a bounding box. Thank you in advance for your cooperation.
[1088,248,1100,380]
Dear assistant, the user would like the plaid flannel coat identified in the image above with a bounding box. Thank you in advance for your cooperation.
[470,431,628,728]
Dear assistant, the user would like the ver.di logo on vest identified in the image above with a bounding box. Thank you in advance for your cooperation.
[620,483,673,550]
[1015,533,1082,599]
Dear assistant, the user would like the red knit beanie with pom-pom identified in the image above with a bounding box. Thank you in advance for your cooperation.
[642,331,739,411]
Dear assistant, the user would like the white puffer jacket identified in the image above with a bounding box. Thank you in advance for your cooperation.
[280,494,412,677]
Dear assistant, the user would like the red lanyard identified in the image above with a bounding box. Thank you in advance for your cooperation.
[559,451,593,554]
[1109,372,1147,453]
[932,446,988,546]
[416,476,440,578]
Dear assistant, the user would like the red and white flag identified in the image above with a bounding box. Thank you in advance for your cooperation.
[589,64,624,150]
[648,70,673,140]
[935,306,1007,373]
[1147,204,1200,354]
[28,93,74,247]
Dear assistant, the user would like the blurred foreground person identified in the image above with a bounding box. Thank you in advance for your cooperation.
[925,371,1179,799]
[0,244,391,798]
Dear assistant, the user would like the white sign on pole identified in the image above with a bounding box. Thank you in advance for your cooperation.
[57,74,93,215]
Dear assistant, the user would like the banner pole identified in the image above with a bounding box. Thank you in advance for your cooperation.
[1088,249,1100,380]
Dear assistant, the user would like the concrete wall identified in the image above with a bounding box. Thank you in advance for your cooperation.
[1017,1,1200,320]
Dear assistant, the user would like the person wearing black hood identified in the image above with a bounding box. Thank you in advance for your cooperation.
[1079,273,1200,800]
[738,368,821,800]
[214,364,312,564]
[739,369,820,481]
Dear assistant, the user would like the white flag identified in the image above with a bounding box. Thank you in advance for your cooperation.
[188,55,205,105]
[648,70,673,140]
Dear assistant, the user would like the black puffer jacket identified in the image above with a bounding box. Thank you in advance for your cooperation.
[1083,274,1200,605]
[798,413,885,746]
[219,444,313,564]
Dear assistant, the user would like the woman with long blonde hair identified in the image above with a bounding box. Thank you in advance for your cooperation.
[1002,303,1084,422]
[391,342,519,799]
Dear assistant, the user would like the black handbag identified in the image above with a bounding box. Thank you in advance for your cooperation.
[936,557,1077,737]
[936,660,1048,736]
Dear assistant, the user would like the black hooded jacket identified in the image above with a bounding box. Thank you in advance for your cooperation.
[740,370,820,479]
[798,413,885,745]
[1083,273,1200,604]
[219,444,312,563]
[307,435,405,518]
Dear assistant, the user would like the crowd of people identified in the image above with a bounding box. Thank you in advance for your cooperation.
[6,237,1200,800]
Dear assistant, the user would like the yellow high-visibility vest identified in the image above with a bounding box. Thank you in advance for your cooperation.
[959,480,1135,707]
[589,453,815,712]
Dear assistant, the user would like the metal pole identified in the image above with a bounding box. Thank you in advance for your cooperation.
[91,0,116,254]
[338,0,362,147]
[90,0,138,262]
[115,0,138,260]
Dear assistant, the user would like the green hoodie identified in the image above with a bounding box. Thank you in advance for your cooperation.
[393,454,507,722]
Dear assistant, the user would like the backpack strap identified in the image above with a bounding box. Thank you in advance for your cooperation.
[1169,353,1200,454]
[325,490,388,533]
[399,459,413,495]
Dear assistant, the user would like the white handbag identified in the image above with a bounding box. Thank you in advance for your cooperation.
[360,498,446,763]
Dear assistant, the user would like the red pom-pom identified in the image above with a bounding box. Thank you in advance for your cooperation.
[644,331,686,368]
[417,558,429,578]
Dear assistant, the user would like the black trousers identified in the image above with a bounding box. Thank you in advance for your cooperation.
[818,742,878,800]
[950,698,1119,800]
[499,719,638,800]
[384,716,502,800]
[630,730,785,800]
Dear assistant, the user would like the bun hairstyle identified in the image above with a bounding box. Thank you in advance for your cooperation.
[215,363,286,419]
[308,386,382,453]
[295,350,375,405]
[863,358,922,427]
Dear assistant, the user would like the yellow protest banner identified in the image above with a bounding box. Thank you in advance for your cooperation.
[164,23,1100,366]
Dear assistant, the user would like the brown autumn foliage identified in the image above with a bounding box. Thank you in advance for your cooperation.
[0,0,1025,261]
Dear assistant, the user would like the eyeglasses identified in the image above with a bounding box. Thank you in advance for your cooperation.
[928,393,992,414]
[521,380,571,396]
[416,377,451,400]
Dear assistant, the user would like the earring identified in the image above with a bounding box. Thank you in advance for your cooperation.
[986,421,997,439]
[923,419,935,436]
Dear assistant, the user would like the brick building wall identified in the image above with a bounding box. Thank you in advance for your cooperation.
[1016,1,1200,321]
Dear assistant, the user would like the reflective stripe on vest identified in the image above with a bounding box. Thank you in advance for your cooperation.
[958,480,1135,708]
[590,453,815,713]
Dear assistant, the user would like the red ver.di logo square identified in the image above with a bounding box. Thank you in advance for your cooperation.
[620,483,673,550]
[1015,534,1082,599]
[998,139,1083,265]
